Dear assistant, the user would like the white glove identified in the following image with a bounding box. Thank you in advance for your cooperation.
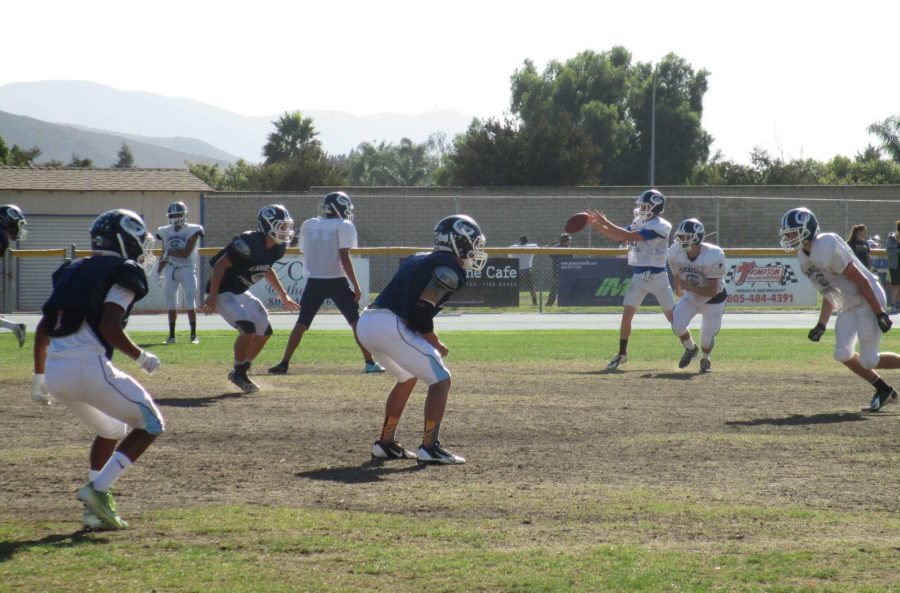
[31,373,57,405]
[136,350,161,374]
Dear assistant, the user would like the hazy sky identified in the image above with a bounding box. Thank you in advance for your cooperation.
[5,0,898,163]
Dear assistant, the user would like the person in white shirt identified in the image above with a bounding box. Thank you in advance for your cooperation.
[511,235,538,306]
[156,201,204,344]
[268,192,385,375]
[780,207,898,411]
[588,189,677,371]
[668,218,727,373]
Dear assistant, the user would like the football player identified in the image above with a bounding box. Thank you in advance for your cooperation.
[201,204,299,394]
[780,207,899,411]
[668,218,727,373]
[588,189,678,371]
[32,209,164,531]
[357,214,487,465]
[268,191,385,375]
[156,201,205,344]
[0,204,28,346]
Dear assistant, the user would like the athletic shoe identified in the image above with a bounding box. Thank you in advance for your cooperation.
[268,361,289,375]
[228,370,260,394]
[82,506,120,531]
[417,442,466,465]
[190,335,200,344]
[14,323,26,347]
[867,388,898,412]
[364,361,386,374]
[165,336,176,345]
[371,440,416,460]
[76,483,128,530]
[678,345,699,369]
[699,359,712,374]
[606,354,627,371]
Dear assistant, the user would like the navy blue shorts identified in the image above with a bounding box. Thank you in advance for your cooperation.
[297,277,360,327]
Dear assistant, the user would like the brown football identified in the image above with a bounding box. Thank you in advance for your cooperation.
[564,212,589,234]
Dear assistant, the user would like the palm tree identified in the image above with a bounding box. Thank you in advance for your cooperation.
[263,111,320,164]
[867,115,900,163]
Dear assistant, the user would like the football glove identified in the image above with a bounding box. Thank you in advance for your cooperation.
[136,350,161,374]
[807,323,826,342]
[876,312,893,333]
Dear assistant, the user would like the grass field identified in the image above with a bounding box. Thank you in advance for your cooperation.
[1,327,899,592]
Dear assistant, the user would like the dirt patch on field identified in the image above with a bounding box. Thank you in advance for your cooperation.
[2,357,898,546]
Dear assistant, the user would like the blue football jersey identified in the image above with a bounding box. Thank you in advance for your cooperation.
[373,251,466,320]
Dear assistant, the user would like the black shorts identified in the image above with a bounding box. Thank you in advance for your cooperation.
[297,277,360,327]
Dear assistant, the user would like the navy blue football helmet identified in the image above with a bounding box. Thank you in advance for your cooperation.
[779,207,818,252]
[90,209,156,270]
[0,204,27,241]
[675,218,705,250]
[258,204,294,244]
[634,189,666,221]
[434,214,487,272]
[322,191,354,221]
[167,201,188,226]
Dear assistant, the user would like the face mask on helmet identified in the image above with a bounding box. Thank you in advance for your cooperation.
[779,208,818,252]
[634,190,665,222]
[259,205,294,244]
[322,192,354,221]
[167,202,188,226]
[434,215,488,272]
[675,219,704,250]
[91,209,157,273]
[0,205,27,241]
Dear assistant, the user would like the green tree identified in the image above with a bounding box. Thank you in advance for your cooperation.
[69,154,92,168]
[7,145,42,166]
[263,111,319,164]
[0,135,8,165]
[113,142,135,168]
[867,115,900,163]
[348,137,438,186]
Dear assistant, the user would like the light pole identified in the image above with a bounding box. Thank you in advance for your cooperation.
[650,64,657,187]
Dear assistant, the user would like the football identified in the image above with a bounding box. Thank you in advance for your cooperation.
[564,212,590,234]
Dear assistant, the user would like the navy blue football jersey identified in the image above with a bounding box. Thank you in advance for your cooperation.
[0,230,9,257]
[208,231,286,294]
[42,256,149,359]
[373,251,466,320]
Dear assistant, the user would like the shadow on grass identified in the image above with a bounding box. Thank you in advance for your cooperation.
[0,530,107,563]
[155,392,245,408]
[644,372,695,380]
[296,459,426,484]
[726,412,866,427]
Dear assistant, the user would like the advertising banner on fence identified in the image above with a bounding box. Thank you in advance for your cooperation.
[249,256,370,310]
[452,257,520,307]
[557,258,670,307]
[723,257,816,306]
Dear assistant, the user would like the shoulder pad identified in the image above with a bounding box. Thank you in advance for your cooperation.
[230,233,262,259]
[113,260,149,300]
[433,265,461,291]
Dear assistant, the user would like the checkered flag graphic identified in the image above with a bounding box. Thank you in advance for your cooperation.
[725,261,799,285]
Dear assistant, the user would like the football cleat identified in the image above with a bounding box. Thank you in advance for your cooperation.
[228,370,260,394]
[364,361,386,374]
[606,354,627,371]
[14,323,26,347]
[165,336,176,345]
[678,345,700,369]
[190,335,199,344]
[268,361,289,375]
[76,483,128,530]
[371,440,416,460]
[82,506,117,531]
[699,359,712,374]
[865,388,898,412]
[417,442,466,465]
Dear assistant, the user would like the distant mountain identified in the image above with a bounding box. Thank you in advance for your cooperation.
[0,110,234,168]
[0,81,475,162]
[68,125,239,163]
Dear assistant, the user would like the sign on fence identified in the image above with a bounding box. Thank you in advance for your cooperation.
[452,258,520,307]
[722,257,816,306]
[557,258,671,307]
[249,256,370,310]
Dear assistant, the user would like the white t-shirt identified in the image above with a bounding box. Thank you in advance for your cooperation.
[157,223,204,266]
[798,232,883,311]
[299,216,358,279]
[48,284,136,358]
[510,243,537,269]
[628,216,672,268]
[668,242,726,304]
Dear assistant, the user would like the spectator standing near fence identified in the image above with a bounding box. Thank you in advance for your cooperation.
[0,205,28,346]
[780,207,898,412]
[588,189,676,371]
[846,224,873,271]
[544,233,571,306]
[511,235,538,306]
[886,221,900,313]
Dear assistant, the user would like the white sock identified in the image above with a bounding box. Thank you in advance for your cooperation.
[0,318,17,331]
[682,337,696,350]
[701,351,710,360]
[89,470,101,482]
[92,452,132,492]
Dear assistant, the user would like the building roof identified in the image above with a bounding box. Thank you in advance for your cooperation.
[0,167,212,192]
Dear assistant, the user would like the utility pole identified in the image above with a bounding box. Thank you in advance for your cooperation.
[650,65,657,187]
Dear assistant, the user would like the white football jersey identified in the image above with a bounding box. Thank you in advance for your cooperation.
[299,216,358,278]
[157,223,204,266]
[628,216,672,268]
[668,242,726,303]
[798,232,883,311]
